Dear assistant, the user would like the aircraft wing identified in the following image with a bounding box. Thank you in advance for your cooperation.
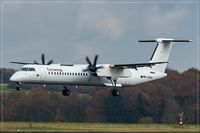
[109,62,168,69]
[10,61,35,65]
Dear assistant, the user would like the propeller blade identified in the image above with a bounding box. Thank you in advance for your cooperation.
[34,60,40,64]
[41,53,45,65]
[93,55,98,66]
[86,56,92,65]
[47,59,53,65]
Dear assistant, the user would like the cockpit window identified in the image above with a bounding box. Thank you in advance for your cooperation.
[21,67,29,71]
[29,68,35,71]
[21,67,35,71]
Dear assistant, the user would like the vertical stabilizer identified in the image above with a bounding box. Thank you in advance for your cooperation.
[138,38,192,73]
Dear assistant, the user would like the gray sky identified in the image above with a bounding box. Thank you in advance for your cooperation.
[0,0,199,72]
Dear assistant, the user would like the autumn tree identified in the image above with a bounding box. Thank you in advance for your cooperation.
[156,98,166,123]
[103,89,129,123]
[133,92,148,122]
[1,68,198,123]
[85,89,108,122]
[3,90,28,121]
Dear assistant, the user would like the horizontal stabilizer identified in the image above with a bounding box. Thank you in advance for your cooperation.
[138,40,156,42]
[165,40,192,42]
[138,38,192,43]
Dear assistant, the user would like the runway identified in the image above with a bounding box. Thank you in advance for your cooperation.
[2,131,199,133]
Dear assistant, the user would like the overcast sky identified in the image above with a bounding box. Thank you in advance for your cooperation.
[0,0,199,72]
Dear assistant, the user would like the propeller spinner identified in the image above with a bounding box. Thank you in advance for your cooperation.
[83,55,103,76]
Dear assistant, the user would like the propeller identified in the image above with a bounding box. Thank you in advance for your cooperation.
[83,55,103,75]
[34,53,54,65]
[11,53,54,65]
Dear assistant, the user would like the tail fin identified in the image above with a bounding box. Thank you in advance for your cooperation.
[138,38,192,73]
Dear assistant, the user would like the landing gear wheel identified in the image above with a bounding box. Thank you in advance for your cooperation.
[112,89,120,96]
[62,89,70,96]
[16,82,22,91]
[16,86,21,91]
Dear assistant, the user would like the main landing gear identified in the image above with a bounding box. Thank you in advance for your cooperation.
[108,77,120,96]
[62,86,70,96]
[16,82,22,91]
[112,89,120,96]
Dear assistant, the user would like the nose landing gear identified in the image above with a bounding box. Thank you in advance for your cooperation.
[16,82,22,91]
[16,86,22,91]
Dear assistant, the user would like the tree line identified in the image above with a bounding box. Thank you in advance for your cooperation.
[0,68,199,123]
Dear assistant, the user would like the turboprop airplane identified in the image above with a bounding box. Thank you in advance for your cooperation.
[10,38,191,96]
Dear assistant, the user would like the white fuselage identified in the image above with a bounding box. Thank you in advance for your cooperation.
[10,64,167,87]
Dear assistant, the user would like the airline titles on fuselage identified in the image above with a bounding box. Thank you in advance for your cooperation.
[47,67,63,72]
[46,67,89,76]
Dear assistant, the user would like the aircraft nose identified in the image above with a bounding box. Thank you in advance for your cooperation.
[10,73,24,82]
